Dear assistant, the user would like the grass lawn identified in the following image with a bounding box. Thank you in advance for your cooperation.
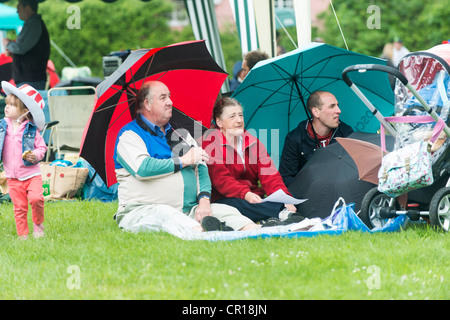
[0,199,449,300]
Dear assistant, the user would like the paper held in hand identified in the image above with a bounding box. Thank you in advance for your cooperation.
[261,189,307,205]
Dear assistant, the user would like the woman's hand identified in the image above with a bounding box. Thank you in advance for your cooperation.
[284,204,297,213]
[244,191,262,204]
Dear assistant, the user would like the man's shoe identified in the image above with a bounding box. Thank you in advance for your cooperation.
[261,217,281,227]
[279,212,305,225]
[220,222,234,232]
[201,216,234,232]
[278,208,293,221]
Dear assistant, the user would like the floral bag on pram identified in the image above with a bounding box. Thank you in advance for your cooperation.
[378,116,446,198]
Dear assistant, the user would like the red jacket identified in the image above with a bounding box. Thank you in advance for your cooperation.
[202,130,291,202]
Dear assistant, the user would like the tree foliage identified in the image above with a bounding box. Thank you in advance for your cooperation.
[4,0,449,79]
[316,0,450,57]
[37,0,185,77]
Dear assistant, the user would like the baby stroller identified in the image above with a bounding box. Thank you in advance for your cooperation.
[342,44,450,231]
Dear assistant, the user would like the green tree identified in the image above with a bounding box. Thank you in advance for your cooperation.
[316,0,450,57]
[36,0,177,77]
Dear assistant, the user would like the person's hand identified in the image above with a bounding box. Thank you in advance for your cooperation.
[244,191,262,204]
[195,197,212,222]
[180,147,209,167]
[284,204,297,213]
[23,150,37,163]
[2,38,10,47]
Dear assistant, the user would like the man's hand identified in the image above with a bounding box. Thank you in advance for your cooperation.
[180,146,209,167]
[2,38,10,47]
[195,197,212,222]
[2,39,11,56]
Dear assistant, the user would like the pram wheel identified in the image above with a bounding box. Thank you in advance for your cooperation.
[429,187,450,232]
[360,187,398,229]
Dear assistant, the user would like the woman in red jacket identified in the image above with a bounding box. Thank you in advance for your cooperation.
[202,97,304,225]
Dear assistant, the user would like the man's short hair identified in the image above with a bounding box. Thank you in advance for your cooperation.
[243,50,269,71]
[136,82,152,113]
[20,0,38,12]
[306,91,327,114]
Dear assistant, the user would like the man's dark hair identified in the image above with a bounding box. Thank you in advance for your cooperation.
[20,0,38,12]
[306,91,328,114]
[136,82,152,113]
[243,50,269,70]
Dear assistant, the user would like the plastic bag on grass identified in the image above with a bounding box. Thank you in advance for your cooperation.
[79,159,118,202]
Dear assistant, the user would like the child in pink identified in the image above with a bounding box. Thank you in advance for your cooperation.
[1,81,47,240]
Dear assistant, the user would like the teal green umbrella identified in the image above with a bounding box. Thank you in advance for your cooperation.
[0,3,23,33]
[232,42,395,158]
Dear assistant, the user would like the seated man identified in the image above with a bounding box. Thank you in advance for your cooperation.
[279,91,354,186]
[113,81,258,238]
[241,50,269,79]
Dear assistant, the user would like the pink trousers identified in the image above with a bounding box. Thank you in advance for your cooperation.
[7,175,45,236]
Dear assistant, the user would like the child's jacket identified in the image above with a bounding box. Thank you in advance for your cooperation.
[0,118,47,180]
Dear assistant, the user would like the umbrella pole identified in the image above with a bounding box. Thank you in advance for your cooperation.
[293,81,311,121]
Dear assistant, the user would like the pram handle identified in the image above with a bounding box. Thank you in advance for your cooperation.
[341,64,400,137]
[342,64,408,87]
[343,63,450,140]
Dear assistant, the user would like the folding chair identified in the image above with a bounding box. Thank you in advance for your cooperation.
[46,86,96,161]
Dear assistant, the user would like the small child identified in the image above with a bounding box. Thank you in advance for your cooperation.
[1,81,47,240]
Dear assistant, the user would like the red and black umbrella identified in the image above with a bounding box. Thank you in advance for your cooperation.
[80,40,228,187]
[0,53,14,93]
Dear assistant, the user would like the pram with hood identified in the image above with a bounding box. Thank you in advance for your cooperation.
[342,44,450,231]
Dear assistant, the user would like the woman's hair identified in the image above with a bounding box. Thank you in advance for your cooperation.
[211,97,242,128]
[5,94,33,122]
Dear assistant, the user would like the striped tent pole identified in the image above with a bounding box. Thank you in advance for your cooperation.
[184,0,229,92]
[253,0,276,58]
[293,0,311,47]
[228,0,259,55]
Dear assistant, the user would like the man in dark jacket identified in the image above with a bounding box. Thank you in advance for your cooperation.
[279,91,353,186]
[2,0,50,90]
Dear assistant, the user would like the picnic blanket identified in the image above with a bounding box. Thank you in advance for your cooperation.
[120,198,407,241]
[195,198,407,241]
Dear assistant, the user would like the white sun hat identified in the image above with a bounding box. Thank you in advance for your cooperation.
[1,81,46,131]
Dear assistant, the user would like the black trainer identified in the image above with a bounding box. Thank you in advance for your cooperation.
[279,212,305,225]
[201,216,234,231]
[261,217,281,227]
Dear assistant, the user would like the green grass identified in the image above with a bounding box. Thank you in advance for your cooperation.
[0,200,449,300]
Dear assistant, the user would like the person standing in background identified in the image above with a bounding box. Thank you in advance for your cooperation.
[2,0,50,90]
[392,37,410,67]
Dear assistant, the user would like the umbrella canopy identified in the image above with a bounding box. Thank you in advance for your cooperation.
[289,132,394,218]
[335,137,383,185]
[80,40,227,187]
[232,42,395,157]
[0,53,13,87]
[0,3,23,33]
